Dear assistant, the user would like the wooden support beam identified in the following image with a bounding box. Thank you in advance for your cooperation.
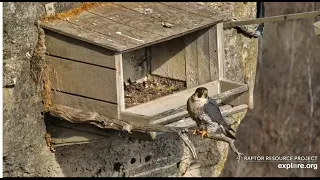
[115,53,125,119]
[151,104,232,126]
[216,22,225,80]
[224,11,320,29]
[314,21,320,36]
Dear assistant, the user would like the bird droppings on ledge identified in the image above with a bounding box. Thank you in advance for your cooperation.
[42,2,109,22]
[124,75,186,108]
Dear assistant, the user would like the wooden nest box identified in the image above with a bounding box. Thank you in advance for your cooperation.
[41,2,252,146]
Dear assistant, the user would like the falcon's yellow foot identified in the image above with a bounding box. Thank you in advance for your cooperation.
[193,129,200,135]
[198,130,208,138]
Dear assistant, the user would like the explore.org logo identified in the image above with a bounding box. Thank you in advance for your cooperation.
[241,155,318,170]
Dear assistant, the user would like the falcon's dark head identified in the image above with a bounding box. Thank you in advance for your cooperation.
[194,87,208,99]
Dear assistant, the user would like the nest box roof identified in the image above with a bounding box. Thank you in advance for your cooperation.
[41,2,229,53]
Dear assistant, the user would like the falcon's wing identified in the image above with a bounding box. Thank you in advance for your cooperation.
[203,99,229,128]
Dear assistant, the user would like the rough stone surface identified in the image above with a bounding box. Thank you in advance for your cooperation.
[3,2,82,177]
[3,2,257,177]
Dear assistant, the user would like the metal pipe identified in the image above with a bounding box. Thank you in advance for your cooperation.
[224,10,320,29]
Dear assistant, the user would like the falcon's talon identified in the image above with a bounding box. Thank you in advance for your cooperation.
[199,130,208,138]
[193,129,199,135]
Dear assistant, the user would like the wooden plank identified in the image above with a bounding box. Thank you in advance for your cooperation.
[151,105,232,125]
[166,104,249,129]
[123,80,219,117]
[216,22,225,80]
[41,20,129,52]
[224,11,320,28]
[150,37,186,81]
[89,3,188,38]
[115,53,125,119]
[68,11,161,47]
[113,2,215,29]
[120,112,150,125]
[314,21,320,36]
[220,80,249,106]
[184,33,199,88]
[51,91,118,118]
[160,2,229,20]
[45,30,115,69]
[46,55,118,103]
[197,28,211,84]
[151,111,189,125]
[208,25,219,81]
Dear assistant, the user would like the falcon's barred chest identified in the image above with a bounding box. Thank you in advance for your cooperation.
[187,95,207,126]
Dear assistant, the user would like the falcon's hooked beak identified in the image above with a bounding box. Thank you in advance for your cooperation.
[195,87,208,99]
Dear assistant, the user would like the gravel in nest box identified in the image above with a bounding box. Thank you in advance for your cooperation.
[124,75,187,108]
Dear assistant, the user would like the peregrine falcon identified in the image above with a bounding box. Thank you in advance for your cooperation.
[187,87,236,139]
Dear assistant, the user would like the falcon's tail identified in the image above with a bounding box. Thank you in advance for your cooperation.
[228,126,236,133]
[222,126,237,140]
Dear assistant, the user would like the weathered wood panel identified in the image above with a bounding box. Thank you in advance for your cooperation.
[160,2,229,20]
[68,11,161,46]
[114,2,214,29]
[41,19,129,52]
[185,33,199,88]
[197,28,211,84]
[51,91,118,118]
[216,22,225,80]
[220,80,249,106]
[89,3,187,38]
[314,21,320,36]
[208,25,219,81]
[46,55,117,103]
[115,53,125,119]
[45,30,115,69]
[120,112,150,125]
[151,26,218,84]
[151,37,186,81]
